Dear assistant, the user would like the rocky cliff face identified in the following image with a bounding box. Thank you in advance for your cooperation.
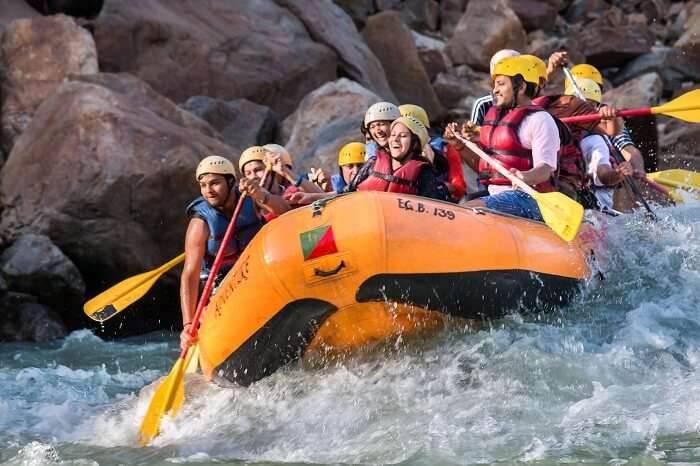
[0,0,697,340]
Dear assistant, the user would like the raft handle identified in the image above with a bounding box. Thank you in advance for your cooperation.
[314,260,346,277]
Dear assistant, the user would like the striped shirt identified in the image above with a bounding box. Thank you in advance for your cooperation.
[470,94,493,125]
[611,126,635,151]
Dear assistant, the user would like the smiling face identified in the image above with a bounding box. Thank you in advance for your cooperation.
[492,75,516,108]
[198,173,231,208]
[242,160,266,183]
[388,122,413,161]
[368,120,392,147]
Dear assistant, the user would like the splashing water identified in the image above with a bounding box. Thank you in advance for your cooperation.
[2,200,700,465]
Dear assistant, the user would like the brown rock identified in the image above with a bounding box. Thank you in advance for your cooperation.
[411,31,449,81]
[433,68,492,110]
[603,72,663,109]
[575,7,654,68]
[0,14,98,154]
[0,0,39,32]
[508,0,558,31]
[613,46,700,94]
[397,0,440,32]
[564,0,606,23]
[660,125,700,163]
[93,0,337,117]
[333,0,375,27]
[362,11,443,118]
[0,302,67,342]
[440,0,468,38]
[0,73,233,294]
[274,0,395,102]
[675,3,700,54]
[181,97,278,153]
[24,0,103,18]
[282,78,380,172]
[445,0,527,71]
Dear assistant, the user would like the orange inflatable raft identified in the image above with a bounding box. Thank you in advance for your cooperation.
[197,191,595,386]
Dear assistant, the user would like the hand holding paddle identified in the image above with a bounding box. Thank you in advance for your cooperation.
[455,134,584,241]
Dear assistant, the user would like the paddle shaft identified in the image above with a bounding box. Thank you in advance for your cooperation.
[563,67,587,101]
[454,135,537,196]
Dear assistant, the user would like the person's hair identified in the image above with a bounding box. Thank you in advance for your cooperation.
[510,75,537,101]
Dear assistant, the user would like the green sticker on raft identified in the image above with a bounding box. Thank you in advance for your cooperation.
[300,225,338,261]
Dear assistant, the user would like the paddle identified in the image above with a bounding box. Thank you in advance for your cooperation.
[138,189,250,446]
[83,254,185,322]
[647,169,700,191]
[560,89,700,124]
[455,134,584,241]
[84,169,272,322]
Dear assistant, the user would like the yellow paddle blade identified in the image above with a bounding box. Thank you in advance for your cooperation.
[83,253,186,322]
[531,191,584,242]
[648,169,700,191]
[138,356,186,446]
[184,343,200,374]
[652,89,700,123]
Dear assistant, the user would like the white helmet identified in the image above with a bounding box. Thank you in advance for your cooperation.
[196,155,235,181]
[364,102,401,128]
[489,49,521,75]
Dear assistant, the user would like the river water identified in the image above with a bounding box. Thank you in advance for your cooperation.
[2,199,700,466]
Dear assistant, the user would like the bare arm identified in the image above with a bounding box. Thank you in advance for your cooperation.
[515,164,553,186]
[180,218,207,350]
[619,145,645,177]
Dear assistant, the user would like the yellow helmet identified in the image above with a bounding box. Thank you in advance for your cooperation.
[570,63,603,86]
[196,155,235,181]
[263,143,293,167]
[564,77,602,103]
[238,146,266,172]
[489,49,520,75]
[521,54,547,82]
[338,142,366,166]
[398,104,430,128]
[391,115,429,148]
[491,55,540,85]
[364,102,401,127]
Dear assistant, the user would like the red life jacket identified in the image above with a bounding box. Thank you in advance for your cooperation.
[478,105,554,193]
[532,95,589,191]
[357,150,429,195]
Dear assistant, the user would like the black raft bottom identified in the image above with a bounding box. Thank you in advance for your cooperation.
[213,298,336,387]
[356,270,581,321]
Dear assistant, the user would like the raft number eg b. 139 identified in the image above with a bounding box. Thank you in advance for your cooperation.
[397,198,455,220]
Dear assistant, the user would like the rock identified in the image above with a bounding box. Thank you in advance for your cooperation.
[675,3,700,54]
[274,0,395,102]
[613,46,700,94]
[527,34,585,72]
[0,73,233,301]
[0,14,98,155]
[0,234,85,311]
[433,69,492,110]
[181,97,278,153]
[575,7,654,68]
[445,0,527,72]
[282,78,380,172]
[93,0,337,117]
[333,0,375,27]
[0,0,39,32]
[396,0,440,32]
[564,0,606,23]
[24,0,104,18]
[439,0,468,38]
[659,125,700,163]
[362,11,443,118]
[603,72,663,109]
[508,0,558,31]
[411,31,448,81]
[0,302,67,342]
[0,274,7,295]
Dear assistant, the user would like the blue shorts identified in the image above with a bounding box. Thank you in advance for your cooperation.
[483,189,543,221]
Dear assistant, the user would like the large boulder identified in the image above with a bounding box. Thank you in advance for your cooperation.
[433,66,492,112]
[0,233,85,315]
[411,31,449,81]
[93,0,337,117]
[282,79,380,172]
[273,0,394,102]
[0,302,67,342]
[24,0,103,18]
[446,0,527,71]
[613,46,700,94]
[333,0,375,27]
[675,3,700,54]
[0,14,98,155]
[0,73,233,296]
[181,97,278,153]
[439,0,468,38]
[603,72,663,109]
[508,0,558,31]
[564,0,606,23]
[0,0,39,32]
[362,11,443,119]
[575,7,654,68]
